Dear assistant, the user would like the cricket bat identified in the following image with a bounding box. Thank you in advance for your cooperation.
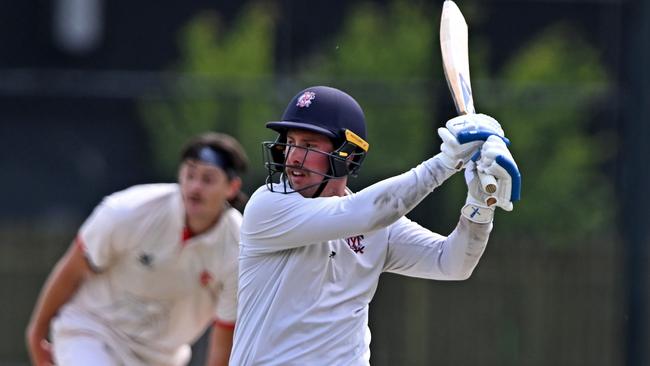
[440,0,498,206]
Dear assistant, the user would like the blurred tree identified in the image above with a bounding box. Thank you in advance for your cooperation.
[138,2,276,180]
[140,0,442,182]
[479,23,613,247]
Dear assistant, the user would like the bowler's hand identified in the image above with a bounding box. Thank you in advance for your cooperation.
[26,327,54,366]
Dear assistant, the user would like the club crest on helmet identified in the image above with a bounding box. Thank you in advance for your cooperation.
[296,91,316,108]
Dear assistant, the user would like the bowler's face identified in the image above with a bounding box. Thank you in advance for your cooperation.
[284,129,334,197]
[178,160,234,221]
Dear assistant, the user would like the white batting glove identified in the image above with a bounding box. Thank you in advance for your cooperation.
[477,135,521,210]
[461,136,521,223]
[436,113,507,170]
[461,160,496,223]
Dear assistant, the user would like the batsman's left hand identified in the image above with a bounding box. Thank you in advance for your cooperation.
[437,113,508,170]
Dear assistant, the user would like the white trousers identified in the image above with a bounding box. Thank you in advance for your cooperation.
[53,332,123,366]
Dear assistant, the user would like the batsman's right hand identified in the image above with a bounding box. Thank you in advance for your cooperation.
[476,135,521,210]
[461,136,521,223]
[437,113,507,170]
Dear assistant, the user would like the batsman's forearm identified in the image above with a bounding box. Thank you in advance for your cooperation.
[243,155,458,248]
[439,216,492,279]
[359,154,456,231]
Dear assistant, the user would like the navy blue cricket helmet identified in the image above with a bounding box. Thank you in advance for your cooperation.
[263,86,370,194]
[267,85,367,143]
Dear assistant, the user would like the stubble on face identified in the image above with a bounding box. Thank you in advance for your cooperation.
[284,130,334,196]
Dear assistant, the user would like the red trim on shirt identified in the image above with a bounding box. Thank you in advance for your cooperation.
[75,235,87,252]
[213,318,236,330]
[181,226,194,244]
[75,235,102,273]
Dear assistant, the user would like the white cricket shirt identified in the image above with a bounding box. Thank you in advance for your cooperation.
[51,183,240,366]
[230,155,493,365]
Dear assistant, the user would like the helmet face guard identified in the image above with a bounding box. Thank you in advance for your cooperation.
[263,128,368,194]
[263,86,370,195]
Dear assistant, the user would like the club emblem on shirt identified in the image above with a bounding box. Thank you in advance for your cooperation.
[200,270,213,287]
[345,235,365,254]
[138,253,153,267]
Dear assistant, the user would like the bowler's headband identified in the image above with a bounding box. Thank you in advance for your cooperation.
[183,146,236,178]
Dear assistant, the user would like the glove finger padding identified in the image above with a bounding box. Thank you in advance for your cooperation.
[437,127,482,170]
[476,136,521,211]
[446,113,506,143]
[437,114,508,171]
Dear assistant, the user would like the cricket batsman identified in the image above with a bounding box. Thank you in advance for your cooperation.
[229,86,520,365]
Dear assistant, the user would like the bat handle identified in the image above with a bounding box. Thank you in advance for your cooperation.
[478,172,498,206]
[470,149,498,205]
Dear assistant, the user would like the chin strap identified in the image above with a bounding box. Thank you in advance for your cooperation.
[311,178,329,198]
[311,155,338,198]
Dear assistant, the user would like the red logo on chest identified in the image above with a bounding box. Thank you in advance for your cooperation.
[199,270,213,287]
[345,235,365,254]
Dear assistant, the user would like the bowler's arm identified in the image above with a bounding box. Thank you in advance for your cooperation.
[205,324,234,366]
[26,239,93,366]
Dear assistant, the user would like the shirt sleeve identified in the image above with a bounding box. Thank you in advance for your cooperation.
[78,198,124,271]
[383,216,493,280]
[214,261,238,326]
[214,213,240,325]
[241,155,457,253]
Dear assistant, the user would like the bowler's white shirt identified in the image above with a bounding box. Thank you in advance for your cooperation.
[51,184,240,366]
[231,156,492,365]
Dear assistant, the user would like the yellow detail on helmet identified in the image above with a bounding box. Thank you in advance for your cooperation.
[345,129,369,152]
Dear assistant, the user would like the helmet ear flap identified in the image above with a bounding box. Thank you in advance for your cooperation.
[330,140,367,177]
[329,128,369,177]
[265,134,288,174]
[270,143,286,169]
[330,142,356,177]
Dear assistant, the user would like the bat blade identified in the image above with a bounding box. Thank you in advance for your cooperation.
[440,0,474,115]
[440,0,498,204]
